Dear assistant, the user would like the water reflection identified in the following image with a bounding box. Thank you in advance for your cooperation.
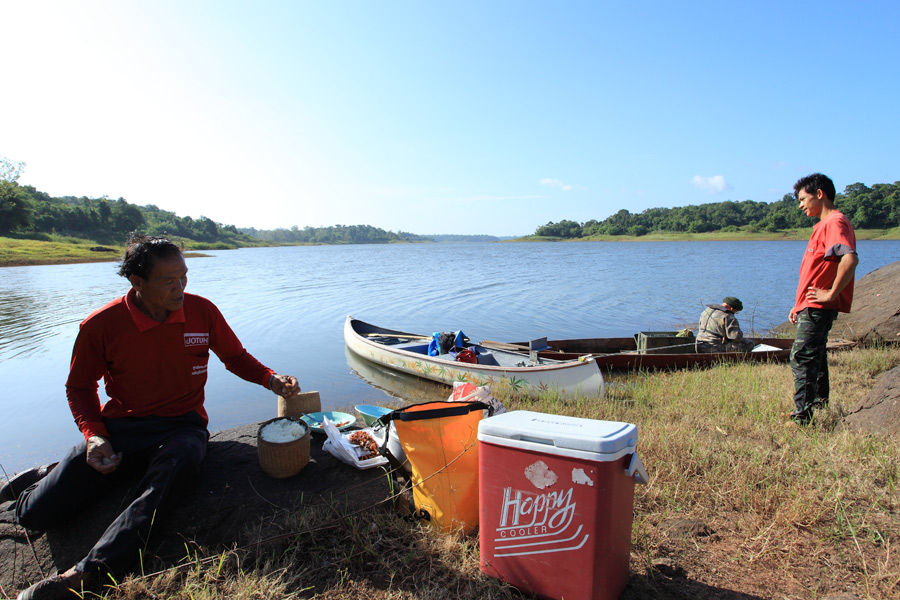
[344,345,447,405]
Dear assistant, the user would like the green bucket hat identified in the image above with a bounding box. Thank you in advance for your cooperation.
[722,296,743,312]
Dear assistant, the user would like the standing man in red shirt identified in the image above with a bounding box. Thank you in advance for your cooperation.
[7,235,299,600]
[787,173,858,425]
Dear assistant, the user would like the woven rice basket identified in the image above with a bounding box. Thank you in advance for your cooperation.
[278,391,322,418]
[257,417,311,479]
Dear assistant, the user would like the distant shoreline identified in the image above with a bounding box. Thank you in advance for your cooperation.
[513,228,900,243]
[3,229,898,268]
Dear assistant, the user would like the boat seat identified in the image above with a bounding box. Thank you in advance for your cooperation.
[528,337,550,362]
[476,352,499,366]
[394,342,430,354]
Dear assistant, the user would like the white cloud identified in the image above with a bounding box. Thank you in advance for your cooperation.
[540,177,573,191]
[691,175,730,194]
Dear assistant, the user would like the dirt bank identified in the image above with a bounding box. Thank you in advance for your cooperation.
[0,423,390,594]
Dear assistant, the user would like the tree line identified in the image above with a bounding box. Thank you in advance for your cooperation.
[534,181,900,238]
[5,155,896,244]
[239,224,428,244]
[0,156,428,246]
[0,182,252,245]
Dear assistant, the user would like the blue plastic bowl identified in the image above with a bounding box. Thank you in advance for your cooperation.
[355,405,392,427]
[300,411,356,433]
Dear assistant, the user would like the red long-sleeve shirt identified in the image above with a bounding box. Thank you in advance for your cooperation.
[66,289,274,440]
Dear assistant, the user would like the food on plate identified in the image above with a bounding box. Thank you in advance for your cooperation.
[310,421,352,429]
[348,431,379,460]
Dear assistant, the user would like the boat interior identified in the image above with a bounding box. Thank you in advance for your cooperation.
[364,335,556,368]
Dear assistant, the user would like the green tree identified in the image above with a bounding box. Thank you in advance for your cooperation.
[97,199,112,226]
[628,224,648,236]
[111,199,145,233]
[193,216,218,241]
[0,181,33,232]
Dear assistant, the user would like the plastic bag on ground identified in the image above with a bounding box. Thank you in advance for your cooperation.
[751,343,781,352]
[448,382,507,417]
[322,417,389,470]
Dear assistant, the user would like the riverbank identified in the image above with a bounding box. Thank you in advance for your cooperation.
[0,236,230,267]
[130,350,900,599]
[0,236,413,267]
[515,226,900,243]
[7,227,899,268]
[4,346,897,599]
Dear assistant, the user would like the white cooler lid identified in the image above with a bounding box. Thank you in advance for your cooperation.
[477,410,637,460]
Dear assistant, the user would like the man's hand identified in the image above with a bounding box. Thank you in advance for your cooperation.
[805,286,834,304]
[86,436,122,474]
[804,253,858,307]
[789,309,799,324]
[269,374,300,397]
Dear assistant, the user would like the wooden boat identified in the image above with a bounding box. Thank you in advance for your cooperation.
[343,316,606,398]
[482,337,796,371]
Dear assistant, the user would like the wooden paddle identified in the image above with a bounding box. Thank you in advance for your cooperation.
[480,340,529,351]
[364,333,430,340]
[482,339,641,357]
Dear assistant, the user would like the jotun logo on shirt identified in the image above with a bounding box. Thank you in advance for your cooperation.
[184,333,210,347]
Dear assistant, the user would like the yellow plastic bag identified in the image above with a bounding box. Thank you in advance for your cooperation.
[381,400,488,533]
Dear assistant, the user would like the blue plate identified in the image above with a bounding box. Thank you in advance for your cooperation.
[300,411,356,433]
[355,405,392,427]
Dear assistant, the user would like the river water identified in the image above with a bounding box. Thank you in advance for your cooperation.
[2,240,899,472]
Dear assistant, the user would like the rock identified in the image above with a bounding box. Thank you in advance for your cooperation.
[652,557,685,578]
[831,261,900,344]
[88,246,117,252]
[774,261,900,345]
[842,365,900,435]
[658,518,713,538]
[0,423,391,593]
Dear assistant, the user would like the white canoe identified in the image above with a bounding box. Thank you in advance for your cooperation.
[343,316,605,398]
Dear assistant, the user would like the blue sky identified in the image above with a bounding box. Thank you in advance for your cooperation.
[2,1,897,236]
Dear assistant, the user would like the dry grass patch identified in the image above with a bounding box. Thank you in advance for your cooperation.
[602,350,900,599]
[111,503,519,600]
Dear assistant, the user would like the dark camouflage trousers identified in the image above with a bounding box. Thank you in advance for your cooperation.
[789,308,838,420]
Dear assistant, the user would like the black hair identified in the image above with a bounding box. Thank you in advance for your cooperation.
[117,232,183,279]
[793,173,836,203]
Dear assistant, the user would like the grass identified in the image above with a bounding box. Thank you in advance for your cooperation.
[0,235,123,267]
[0,235,222,267]
[63,346,900,600]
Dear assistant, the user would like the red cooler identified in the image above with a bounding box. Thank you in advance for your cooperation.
[478,410,648,600]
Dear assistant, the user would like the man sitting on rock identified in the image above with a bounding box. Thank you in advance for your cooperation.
[1,234,299,600]
[696,296,755,353]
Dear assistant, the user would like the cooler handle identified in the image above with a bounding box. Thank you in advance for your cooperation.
[625,452,649,485]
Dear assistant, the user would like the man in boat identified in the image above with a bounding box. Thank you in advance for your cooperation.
[786,173,858,425]
[695,296,755,353]
[4,234,299,600]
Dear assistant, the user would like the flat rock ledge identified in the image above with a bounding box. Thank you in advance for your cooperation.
[842,364,900,436]
[0,423,390,593]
